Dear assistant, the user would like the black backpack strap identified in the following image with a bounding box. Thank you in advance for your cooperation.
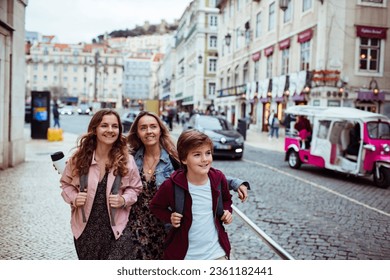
[216,182,224,218]
[79,174,88,223]
[174,183,185,215]
[110,174,122,227]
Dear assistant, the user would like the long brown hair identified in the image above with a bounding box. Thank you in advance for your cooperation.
[71,109,129,177]
[127,111,179,161]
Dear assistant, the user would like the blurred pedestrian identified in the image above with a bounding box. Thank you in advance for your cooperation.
[150,130,233,260]
[60,109,142,260]
[269,113,280,140]
[53,102,60,128]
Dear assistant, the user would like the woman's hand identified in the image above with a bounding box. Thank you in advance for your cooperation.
[74,191,87,207]
[170,212,183,228]
[237,185,248,202]
[109,194,125,208]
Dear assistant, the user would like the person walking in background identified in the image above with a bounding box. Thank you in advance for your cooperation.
[269,113,280,140]
[60,109,142,260]
[150,130,233,260]
[53,102,60,128]
[267,109,275,138]
[125,111,250,260]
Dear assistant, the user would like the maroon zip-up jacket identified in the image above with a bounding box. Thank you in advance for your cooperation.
[149,167,232,260]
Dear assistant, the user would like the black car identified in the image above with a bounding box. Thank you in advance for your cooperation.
[121,110,140,133]
[183,114,244,159]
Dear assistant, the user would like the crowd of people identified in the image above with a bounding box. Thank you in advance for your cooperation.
[59,108,249,260]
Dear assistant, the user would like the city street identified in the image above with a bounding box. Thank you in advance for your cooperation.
[0,115,389,260]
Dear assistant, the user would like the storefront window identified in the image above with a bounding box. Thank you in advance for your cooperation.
[359,37,380,72]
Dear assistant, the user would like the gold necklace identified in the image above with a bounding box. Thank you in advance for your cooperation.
[145,156,159,174]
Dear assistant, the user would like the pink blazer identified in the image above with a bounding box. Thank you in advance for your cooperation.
[60,152,142,240]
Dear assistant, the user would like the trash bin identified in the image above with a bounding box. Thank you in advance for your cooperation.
[237,118,247,140]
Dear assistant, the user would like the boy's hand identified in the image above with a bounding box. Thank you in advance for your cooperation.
[170,212,183,228]
[221,210,233,224]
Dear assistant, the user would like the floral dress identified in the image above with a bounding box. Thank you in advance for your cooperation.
[125,170,167,260]
[74,172,115,260]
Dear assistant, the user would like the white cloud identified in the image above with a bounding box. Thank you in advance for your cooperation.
[26,0,190,44]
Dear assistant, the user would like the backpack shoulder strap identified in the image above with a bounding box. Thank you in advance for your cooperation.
[110,174,122,227]
[216,182,224,218]
[174,183,185,215]
[80,174,88,192]
[79,174,88,223]
[111,174,122,195]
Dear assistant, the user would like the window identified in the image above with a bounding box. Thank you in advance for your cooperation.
[266,56,273,78]
[63,65,68,72]
[359,0,384,4]
[254,60,259,80]
[210,15,218,27]
[208,83,216,96]
[268,2,275,31]
[234,66,239,85]
[243,62,249,84]
[300,41,310,71]
[210,36,217,48]
[43,64,48,71]
[209,59,217,72]
[73,66,78,72]
[283,0,292,23]
[359,37,380,72]
[303,0,312,12]
[281,49,290,75]
[255,12,262,38]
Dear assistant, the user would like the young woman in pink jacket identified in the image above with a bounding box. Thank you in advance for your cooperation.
[60,109,142,259]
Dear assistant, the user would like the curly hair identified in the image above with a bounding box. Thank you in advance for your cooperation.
[126,111,179,161]
[71,109,130,177]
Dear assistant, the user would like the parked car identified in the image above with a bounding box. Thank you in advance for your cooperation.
[77,104,92,115]
[59,105,75,115]
[183,114,244,159]
[121,110,140,133]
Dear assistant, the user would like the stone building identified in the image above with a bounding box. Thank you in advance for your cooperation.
[0,0,28,169]
[216,0,389,132]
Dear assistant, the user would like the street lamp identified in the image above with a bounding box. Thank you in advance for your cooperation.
[225,33,232,47]
[198,55,203,64]
[369,78,379,95]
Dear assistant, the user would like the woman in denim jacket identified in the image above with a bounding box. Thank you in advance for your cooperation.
[123,111,249,260]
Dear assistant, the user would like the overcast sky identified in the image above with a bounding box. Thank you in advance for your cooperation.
[26,0,191,44]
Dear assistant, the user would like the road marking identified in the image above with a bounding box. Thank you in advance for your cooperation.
[244,159,390,217]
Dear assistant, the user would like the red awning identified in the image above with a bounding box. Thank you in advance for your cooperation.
[279,38,291,50]
[292,92,306,102]
[356,25,388,39]
[252,51,261,61]
[357,90,385,101]
[297,29,313,43]
[264,45,274,57]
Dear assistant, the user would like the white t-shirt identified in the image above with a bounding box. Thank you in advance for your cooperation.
[184,180,226,260]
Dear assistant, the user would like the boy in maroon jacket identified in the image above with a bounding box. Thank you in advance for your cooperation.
[150,129,233,260]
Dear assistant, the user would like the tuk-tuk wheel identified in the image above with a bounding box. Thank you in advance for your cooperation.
[374,166,390,189]
[287,150,301,169]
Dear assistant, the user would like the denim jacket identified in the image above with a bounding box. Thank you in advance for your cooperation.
[133,147,175,189]
[133,147,250,191]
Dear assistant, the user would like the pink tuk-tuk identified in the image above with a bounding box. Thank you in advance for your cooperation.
[284,106,390,188]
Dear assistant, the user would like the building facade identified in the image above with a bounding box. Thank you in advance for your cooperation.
[25,41,124,109]
[0,0,28,170]
[216,0,389,131]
